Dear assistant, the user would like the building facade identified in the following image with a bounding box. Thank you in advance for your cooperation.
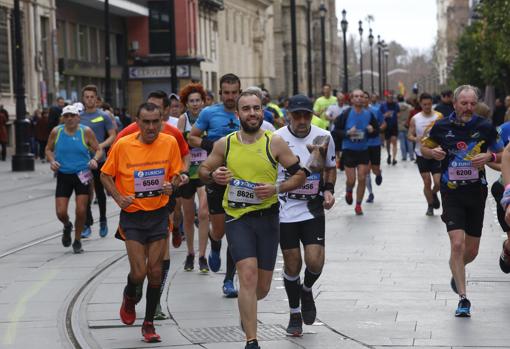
[436,0,469,85]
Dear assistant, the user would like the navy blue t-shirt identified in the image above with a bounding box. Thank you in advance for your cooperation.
[342,109,375,151]
[380,102,400,128]
[426,114,503,190]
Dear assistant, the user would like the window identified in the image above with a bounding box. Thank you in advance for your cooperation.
[225,9,228,41]
[0,7,10,92]
[89,27,98,63]
[110,33,117,65]
[148,0,170,54]
[57,20,66,58]
[78,24,89,61]
[68,22,77,59]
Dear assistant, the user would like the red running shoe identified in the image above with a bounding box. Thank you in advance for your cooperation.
[172,227,182,248]
[345,192,353,205]
[355,204,363,215]
[119,293,137,325]
[142,321,161,343]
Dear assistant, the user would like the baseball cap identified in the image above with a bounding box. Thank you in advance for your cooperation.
[287,94,313,113]
[62,105,79,115]
[73,102,84,113]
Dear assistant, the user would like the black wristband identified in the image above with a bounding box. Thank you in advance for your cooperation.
[323,182,335,194]
[201,139,214,152]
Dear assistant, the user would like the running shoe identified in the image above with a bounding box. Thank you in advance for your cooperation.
[499,240,510,274]
[172,227,182,248]
[301,287,317,325]
[387,155,391,164]
[99,220,108,238]
[245,342,261,349]
[455,297,471,317]
[355,204,363,215]
[222,280,238,298]
[119,293,137,325]
[184,254,194,271]
[198,256,209,273]
[450,276,458,294]
[81,225,92,238]
[345,192,353,205]
[432,193,441,209]
[426,206,434,216]
[375,174,383,185]
[141,321,161,342]
[135,284,143,305]
[153,304,169,320]
[286,312,303,336]
[62,222,73,247]
[72,240,83,254]
[392,159,397,166]
[208,249,221,272]
[366,193,374,203]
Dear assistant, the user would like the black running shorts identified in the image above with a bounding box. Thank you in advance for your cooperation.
[491,181,510,232]
[368,146,381,166]
[206,182,226,214]
[440,186,488,238]
[342,149,370,168]
[416,155,441,174]
[119,206,169,244]
[56,172,90,198]
[384,124,398,139]
[280,215,325,250]
[225,208,279,271]
[178,178,204,199]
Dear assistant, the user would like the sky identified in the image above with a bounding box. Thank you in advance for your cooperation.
[335,0,437,53]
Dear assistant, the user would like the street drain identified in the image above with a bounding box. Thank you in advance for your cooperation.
[180,324,286,343]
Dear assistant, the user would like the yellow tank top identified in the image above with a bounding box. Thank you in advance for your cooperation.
[222,130,278,219]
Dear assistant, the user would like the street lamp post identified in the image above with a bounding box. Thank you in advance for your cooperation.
[358,20,363,90]
[306,0,312,97]
[319,4,327,86]
[341,9,348,93]
[368,28,374,94]
[104,0,111,104]
[384,47,389,92]
[290,0,298,94]
[168,0,178,92]
[377,36,382,96]
[12,0,34,171]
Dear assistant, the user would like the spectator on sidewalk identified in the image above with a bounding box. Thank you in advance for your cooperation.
[0,108,8,161]
[35,109,50,161]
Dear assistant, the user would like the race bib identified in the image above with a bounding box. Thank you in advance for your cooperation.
[288,173,320,200]
[77,169,93,185]
[350,130,365,141]
[227,179,262,208]
[448,160,479,181]
[190,147,208,165]
[134,168,164,198]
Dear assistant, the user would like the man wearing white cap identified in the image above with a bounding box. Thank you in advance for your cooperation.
[45,105,103,253]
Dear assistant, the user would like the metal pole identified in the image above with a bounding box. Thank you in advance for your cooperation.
[169,0,178,92]
[12,0,34,171]
[104,0,111,104]
[341,10,348,93]
[385,50,389,92]
[320,5,326,86]
[290,0,298,94]
[358,21,363,90]
[306,0,312,97]
[369,29,374,94]
[377,36,382,96]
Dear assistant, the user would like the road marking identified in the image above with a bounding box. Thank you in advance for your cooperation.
[3,269,58,345]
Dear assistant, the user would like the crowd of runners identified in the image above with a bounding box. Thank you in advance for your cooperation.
[44,74,510,347]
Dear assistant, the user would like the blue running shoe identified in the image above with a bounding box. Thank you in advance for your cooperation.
[99,220,108,238]
[455,297,471,317]
[222,280,238,298]
[366,193,374,203]
[375,174,383,185]
[208,249,221,272]
[81,225,92,238]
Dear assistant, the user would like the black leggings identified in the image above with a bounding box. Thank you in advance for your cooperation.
[1,142,6,161]
[86,164,107,225]
[37,140,47,159]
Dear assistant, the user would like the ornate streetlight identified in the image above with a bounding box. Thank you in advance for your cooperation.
[358,20,363,89]
[377,35,382,96]
[368,28,374,94]
[341,9,348,93]
[306,0,312,97]
[319,4,327,86]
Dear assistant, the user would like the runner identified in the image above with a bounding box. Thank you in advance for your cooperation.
[79,85,116,238]
[45,105,102,253]
[332,89,380,215]
[101,102,183,343]
[188,73,241,298]
[274,94,336,336]
[421,85,503,317]
[365,91,386,203]
[313,83,337,129]
[408,93,443,216]
[198,90,306,349]
[380,94,400,165]
[112,90,191,321]
[177,83,210,272]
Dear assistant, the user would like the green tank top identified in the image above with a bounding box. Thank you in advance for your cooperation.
[222,130,278,219]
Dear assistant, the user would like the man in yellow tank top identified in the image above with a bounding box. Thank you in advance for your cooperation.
[199,91,306,349]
